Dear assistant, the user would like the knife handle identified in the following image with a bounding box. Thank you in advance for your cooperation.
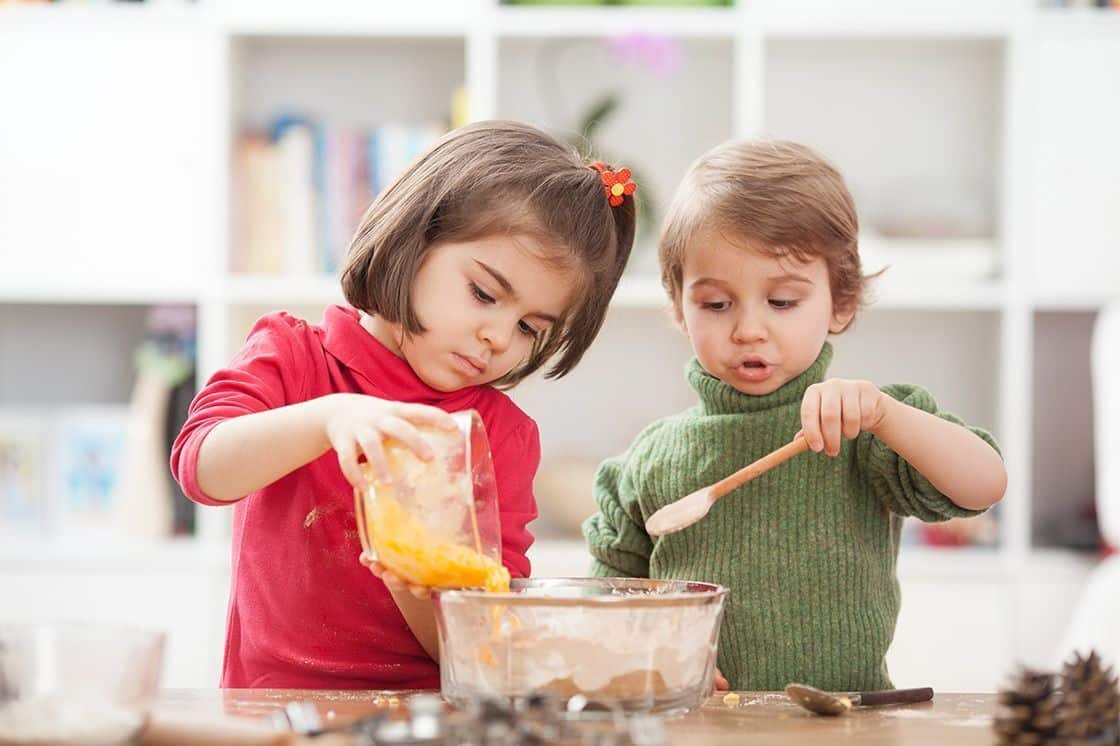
[856,687,934,707]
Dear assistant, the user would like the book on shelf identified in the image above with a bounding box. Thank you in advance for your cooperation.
[0,414,48,540]
[232,118,445,279]
[51,406,129,541]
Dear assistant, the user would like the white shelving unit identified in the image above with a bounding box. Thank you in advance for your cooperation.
[2,0,1117,690]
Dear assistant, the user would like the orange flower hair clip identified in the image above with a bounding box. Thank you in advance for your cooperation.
[590,162,636,207]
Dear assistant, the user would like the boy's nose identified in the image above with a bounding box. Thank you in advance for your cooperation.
[731,313,768,344]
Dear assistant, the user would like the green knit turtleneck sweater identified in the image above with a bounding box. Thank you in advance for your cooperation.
[582,343,999,691]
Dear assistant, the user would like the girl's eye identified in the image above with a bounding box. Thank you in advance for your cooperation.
[518,320,541,338]
[769,299,799,309]
[701,301,730,311]
[471,283,495,304]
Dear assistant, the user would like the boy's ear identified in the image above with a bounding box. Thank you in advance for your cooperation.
[829,303,857,334]
[671,302,687,333]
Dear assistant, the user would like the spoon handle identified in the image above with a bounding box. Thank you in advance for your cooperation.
[855,687,934,707]
[709,435,810,501]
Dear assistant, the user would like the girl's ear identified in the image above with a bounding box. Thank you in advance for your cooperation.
[829,303,857,334]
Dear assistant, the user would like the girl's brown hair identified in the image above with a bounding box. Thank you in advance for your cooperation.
[660,140,874,328]
[342,120,636,387]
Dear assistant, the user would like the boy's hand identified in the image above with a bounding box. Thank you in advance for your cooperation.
[713,668,730,692]
[360,552,432,599]
[800,379,889,457]
[322,394,458,488]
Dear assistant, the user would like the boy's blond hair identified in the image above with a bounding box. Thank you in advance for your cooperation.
[660,140,871,325]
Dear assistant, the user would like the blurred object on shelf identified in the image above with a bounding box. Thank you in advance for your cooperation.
[533,456,599,537]
[1042,0,1120,8]
[1035,499,1105,553]
[112,305,195,540]
[233,116,446,278]
[52,407,129,540]
[153,305,198,537]
[919,513,1000,548]
[606,33,682,77]
[503,0,731,5]
[0,415,47,540]
[451,85,470,130]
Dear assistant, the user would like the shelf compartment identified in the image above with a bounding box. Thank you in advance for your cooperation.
[497,34,734,269]
[1032,22,1120,300]
[0,11,213,294]
[764,38,1004,249]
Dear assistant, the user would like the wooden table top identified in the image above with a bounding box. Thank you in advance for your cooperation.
[149,689,999,745]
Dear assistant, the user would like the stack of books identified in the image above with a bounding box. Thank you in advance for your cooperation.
[233,118,446,277]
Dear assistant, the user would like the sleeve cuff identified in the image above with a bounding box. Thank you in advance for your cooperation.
[172,420,244,507]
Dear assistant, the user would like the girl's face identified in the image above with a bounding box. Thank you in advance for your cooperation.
[678,226,854,396]
[369,235,581,392]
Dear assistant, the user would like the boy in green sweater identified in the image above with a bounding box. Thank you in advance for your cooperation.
[582,140,1007,692]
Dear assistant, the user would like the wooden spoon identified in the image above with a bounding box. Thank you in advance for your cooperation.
[644,435,810,537]
[784,683,934,716]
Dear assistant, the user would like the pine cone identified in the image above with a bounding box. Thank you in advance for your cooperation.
[1057,651,1120,746]
[995,668,1063,745]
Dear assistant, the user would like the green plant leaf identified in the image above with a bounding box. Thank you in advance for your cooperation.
[579,93,621,142]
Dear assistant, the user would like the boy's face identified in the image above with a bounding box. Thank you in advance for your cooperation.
[677,226,854,396]
[373,234,578,392]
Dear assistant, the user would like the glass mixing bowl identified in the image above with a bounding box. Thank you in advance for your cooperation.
[433,577,729,715]
[354,409,508,592]
[0,622,164,746]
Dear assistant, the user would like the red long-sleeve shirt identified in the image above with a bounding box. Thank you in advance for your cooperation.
[171,304,539,689]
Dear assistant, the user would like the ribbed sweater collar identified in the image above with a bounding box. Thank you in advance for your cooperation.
[687,342,833,415]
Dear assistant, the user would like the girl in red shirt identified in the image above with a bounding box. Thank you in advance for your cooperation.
[171,121,636,689]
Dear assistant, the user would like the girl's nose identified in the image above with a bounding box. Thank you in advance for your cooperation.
[479,320,513,355]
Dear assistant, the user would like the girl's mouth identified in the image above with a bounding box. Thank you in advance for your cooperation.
[453,353,486,376]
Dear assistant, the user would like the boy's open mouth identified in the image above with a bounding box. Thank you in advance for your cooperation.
[734,358,774,383]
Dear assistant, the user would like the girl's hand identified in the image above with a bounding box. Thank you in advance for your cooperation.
[713,668,730,692]
[322,394,457,488]
[800,379,889,457]
[360,552,432,600]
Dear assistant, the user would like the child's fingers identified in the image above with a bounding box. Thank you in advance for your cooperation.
[333,438,367,488]
[379,568,408,592]
[800,386,824,452]
[714,668,730,691]
[395,403,458,431]
[377,417,434,461]
[860,385,880,430]
[818,387,842,456]
[840,387,862,441]
[408,584,432,600]
[356,428,394,484]
[358,552,373,568]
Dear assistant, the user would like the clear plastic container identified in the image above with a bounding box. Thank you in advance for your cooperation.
[0,622,164,746]
[433,577,729,715]
[354,409,508,592]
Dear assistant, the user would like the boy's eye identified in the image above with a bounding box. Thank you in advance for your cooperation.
[701,301,730,311]
[471,283,495,304]
[769,299,799,309]
[518,320,540,338]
